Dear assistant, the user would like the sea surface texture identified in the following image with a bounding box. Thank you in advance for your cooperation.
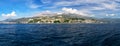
[0,24,120,46]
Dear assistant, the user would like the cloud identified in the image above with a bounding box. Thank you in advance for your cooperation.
[41,0,51,3]
[62,7,93,16]
[25,0,120,13]
[25,0,120,11]
[40,10,52,14]
[27,0,42,9]
[106,14,116,16]
[34,10,55,16]
[62,7,78,14]
[55,0,106,6]
[29,4,41,9]
[28,0,119,17]
[91,2,118,10]
[2,11,17,18]
[54,0,119,10]
[115,0,120,2]
[34,7,95,17]
[55,0,82,6]
[101,2,118,10]
[91,7,105,10]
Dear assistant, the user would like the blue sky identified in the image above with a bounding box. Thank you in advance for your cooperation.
[0,0,120,20]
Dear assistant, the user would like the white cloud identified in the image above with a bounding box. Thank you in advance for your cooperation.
[32,7,97,17]
[29,4,41,9]
[27,0,42,9]
[62,7,93,16]
[106,14,116,16]
[34,10,55,16]
[55,0,82,6]
[40,10,52,14]
[2,11,17,18]
[56,12,63,15]
[27,0,119,18]
[62,7,78,14]
[115,0,120,2]
[54,0,119,10]
[91,3,117,10]
[55,0,107,6]
[101,2,118,10]
[91,7,105,10]
[41,0,51,3]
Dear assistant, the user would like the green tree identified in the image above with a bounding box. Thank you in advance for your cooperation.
[54,20,60,23]
[64,19,70,23]
[28,20,34,23]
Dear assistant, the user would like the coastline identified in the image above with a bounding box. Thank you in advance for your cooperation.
[0,23,112,25]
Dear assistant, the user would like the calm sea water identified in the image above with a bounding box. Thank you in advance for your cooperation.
[0,24,120,46]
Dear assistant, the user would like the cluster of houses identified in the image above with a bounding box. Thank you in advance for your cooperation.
[27,15,98,24]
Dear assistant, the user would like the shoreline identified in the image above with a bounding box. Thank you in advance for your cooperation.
[0,23,114,25]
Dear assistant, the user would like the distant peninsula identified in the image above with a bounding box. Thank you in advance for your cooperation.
[1,13,113,24]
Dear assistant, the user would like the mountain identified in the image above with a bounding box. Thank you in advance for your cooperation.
[99,18,120,23]
[3,13,106,24]
[3,18,15,22]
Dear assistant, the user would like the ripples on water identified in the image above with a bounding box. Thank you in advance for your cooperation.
[0,24,120,46]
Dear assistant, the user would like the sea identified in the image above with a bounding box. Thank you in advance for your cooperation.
[0,24,120,46]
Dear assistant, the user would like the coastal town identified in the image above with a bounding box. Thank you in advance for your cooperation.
[0,14,105,24]
[27,15,100,24]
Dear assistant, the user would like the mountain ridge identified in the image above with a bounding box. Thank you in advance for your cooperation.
[3,13,120,24]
